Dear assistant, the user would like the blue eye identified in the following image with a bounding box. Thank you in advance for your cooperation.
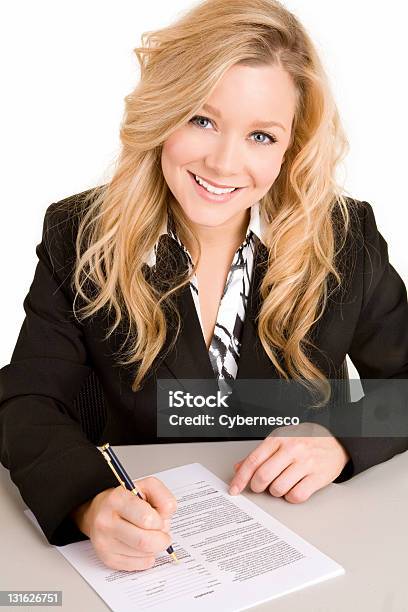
[251,132,277,145]
[190,115,212,130]
[189,115,278,146]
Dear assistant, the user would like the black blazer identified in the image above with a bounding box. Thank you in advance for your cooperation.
[1,190,407,546]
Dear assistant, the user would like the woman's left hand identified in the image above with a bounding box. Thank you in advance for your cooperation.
[228,422,350,503]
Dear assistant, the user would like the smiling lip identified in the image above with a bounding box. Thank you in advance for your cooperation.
[188,170,242,203]
[188,171,243,189]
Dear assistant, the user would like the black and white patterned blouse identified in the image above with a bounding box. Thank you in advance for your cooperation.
[145,201,266,396]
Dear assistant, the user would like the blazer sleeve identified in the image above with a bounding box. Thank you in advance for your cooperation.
[333,201,408,483]
[0,201,118,545]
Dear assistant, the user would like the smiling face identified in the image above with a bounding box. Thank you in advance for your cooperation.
[161,62,297,235]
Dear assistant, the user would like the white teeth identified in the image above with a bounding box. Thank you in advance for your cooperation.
[194,174,236,194]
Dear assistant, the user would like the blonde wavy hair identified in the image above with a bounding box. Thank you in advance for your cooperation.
[68,0,359,407]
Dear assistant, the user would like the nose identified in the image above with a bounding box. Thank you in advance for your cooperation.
[204,136,244,180]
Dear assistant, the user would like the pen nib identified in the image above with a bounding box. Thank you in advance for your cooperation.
[171,551,179,563]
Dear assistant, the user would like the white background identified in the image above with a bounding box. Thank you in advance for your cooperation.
[1,1,407,377]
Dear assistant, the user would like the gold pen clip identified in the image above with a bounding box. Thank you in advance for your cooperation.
[99,447,127,489]
[98,446,140,497]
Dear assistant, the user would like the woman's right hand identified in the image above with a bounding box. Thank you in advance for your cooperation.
[70,476,177,571]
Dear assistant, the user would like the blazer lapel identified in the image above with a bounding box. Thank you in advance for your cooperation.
[160,281,217,382]
[149,235,216,389]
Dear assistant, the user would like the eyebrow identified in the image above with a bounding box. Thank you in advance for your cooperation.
[202,102,287,132]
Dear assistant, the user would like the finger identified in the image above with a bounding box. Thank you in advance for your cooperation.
[134,476,178,519]
[103,552,156,572]
[114,517,172,554]
[229,438,280,495]
[284,474,323,504]
[108,536,164,559]
[117,494,165,531]
[233,460,243,471]
[267,462,309,498]
[248,448,293,493]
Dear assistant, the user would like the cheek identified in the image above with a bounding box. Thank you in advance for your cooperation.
[162,128,202,167]
[253,156,283,188]
[162,136,185,167]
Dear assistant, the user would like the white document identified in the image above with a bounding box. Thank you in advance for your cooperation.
[25,462,344,611]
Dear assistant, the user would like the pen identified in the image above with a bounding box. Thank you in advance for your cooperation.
[98,442,178,563]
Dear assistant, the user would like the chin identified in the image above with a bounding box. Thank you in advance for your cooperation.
[182,206,240,228]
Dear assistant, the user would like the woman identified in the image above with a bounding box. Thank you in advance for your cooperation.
[1,0,407,573]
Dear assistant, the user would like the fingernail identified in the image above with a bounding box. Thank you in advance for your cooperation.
[229,485,239,496]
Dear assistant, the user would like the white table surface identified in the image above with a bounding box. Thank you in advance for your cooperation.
[1,440,408,612]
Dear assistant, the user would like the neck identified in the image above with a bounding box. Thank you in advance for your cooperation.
[186,207,251,261]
